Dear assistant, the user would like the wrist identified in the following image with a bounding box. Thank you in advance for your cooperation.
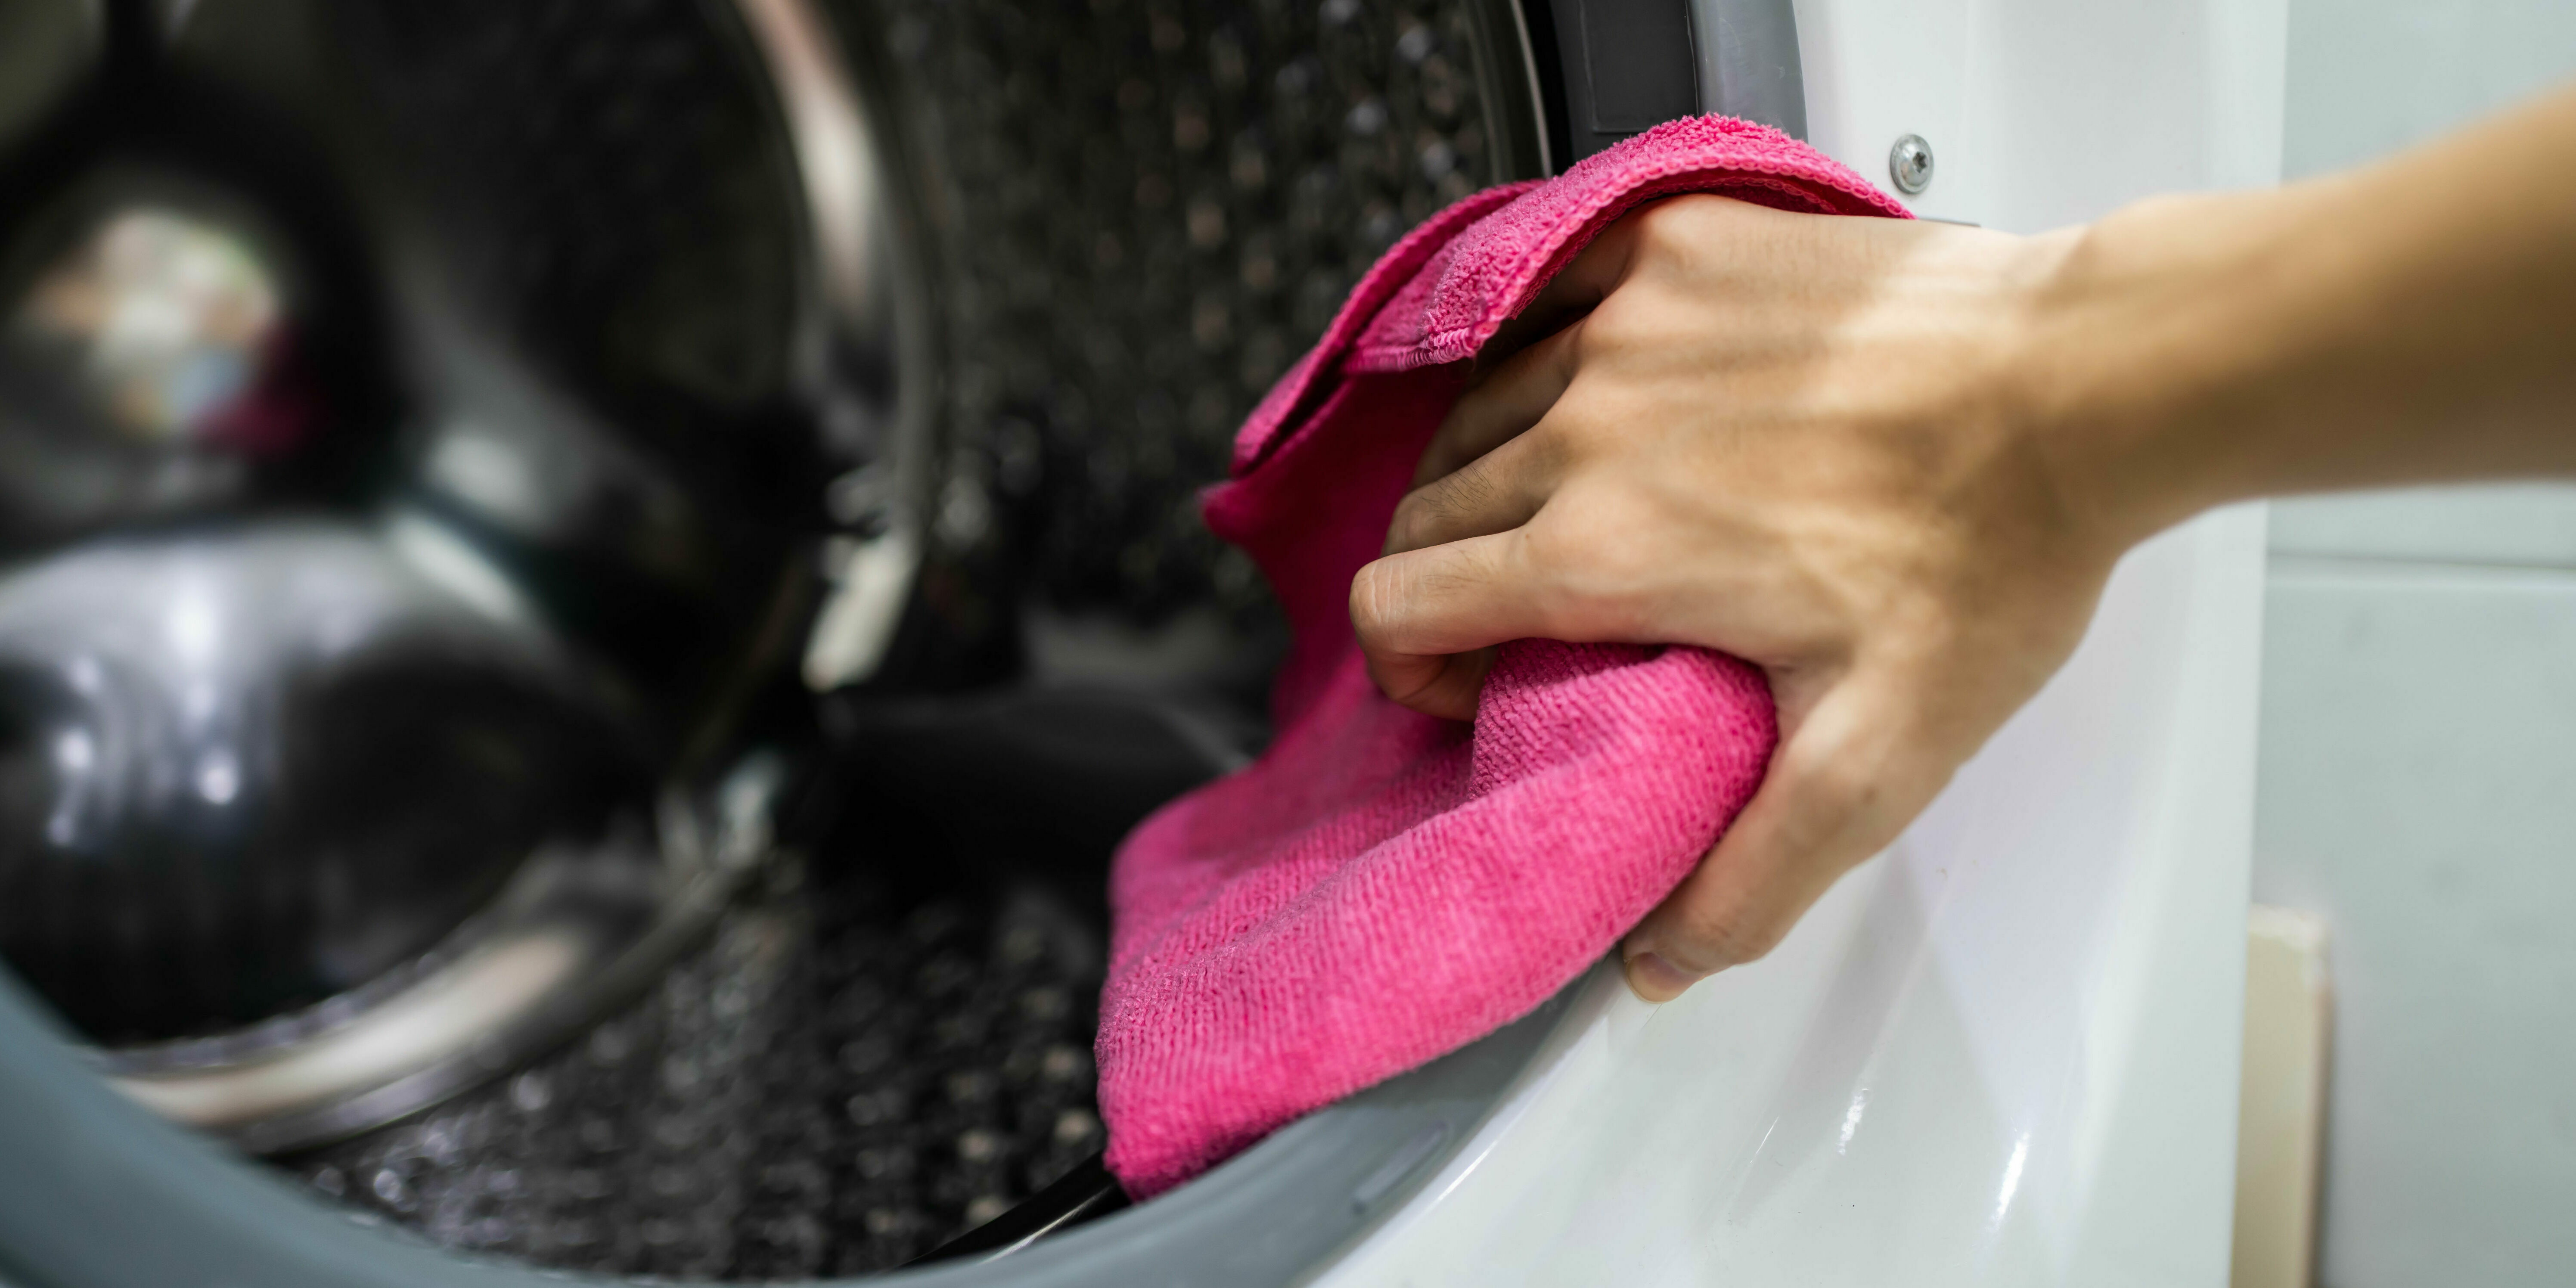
[2005,189,2298,557]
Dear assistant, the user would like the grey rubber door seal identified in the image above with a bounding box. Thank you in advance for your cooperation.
[0,965,1575,1288]
[1521,0,1805,167]
[0,2,1808,1282]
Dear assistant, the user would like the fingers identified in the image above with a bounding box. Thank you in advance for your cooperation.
[1350,531,1556,720]
[1407,219,1643,490]
[1366,645,1498,723]
[1620,664,1952,1001]
[1528,217,1640,319]
[1413,322,1583,487]
[1388,428,1567,556]
[1363,236,1625,715]
[1476,210,1648,364]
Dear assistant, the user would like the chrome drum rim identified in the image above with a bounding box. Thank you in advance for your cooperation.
[0,0,931,1151]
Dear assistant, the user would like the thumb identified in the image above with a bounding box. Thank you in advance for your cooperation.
[1622,661,1956,999]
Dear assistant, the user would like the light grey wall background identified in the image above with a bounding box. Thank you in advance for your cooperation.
[2258,3,2576,1285]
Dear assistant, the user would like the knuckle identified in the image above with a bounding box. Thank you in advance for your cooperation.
[1668,901,1786,971]
[1517,510,1646,641]
[1552,314,1593,365]
[1628,194,1713,254]
[1653,191,1737,231]
[1627,201,1683,249]
[1536,496,1645,584]
[1785,739,1884,828]
[1536,407,1610,465]
[1386,492,1433,549]
[1579,297,1661,355]
[1519,421,1582,482]
[1515,509,1577,576]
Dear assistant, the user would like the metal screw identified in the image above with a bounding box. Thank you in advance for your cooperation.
[1889,133,1935,195]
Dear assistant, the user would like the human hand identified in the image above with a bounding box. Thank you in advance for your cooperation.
[1348,194,2125,1002]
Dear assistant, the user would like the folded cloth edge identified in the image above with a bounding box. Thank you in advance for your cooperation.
[1108,114,1909,1199]
[1230,115,1909,475]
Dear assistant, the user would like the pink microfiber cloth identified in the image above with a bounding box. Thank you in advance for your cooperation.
[1096,116,1912,1197]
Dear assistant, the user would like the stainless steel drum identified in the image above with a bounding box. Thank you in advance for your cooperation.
[0,0,1769,1279]
[0,0,923,1144]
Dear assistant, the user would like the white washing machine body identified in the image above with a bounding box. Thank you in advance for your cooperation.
[0,3,2281,1286]
[1306,2,2284,1282]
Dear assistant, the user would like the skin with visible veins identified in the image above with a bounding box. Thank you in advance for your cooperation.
[1349,86,2576,1002]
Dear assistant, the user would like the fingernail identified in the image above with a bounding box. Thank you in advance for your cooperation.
[1622,950,1702,1003]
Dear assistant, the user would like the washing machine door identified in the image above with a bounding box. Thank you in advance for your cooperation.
[0,0,2277,1285]
[0,0,939,1153]
[0,0,1583,1280]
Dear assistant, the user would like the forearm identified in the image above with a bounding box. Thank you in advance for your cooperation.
[2028,84,2576,549]
[1356,100,2576,994]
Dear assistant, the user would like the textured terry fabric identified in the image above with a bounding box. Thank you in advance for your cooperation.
[1097,116,1913,1198]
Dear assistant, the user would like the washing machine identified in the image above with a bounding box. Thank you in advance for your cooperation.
[0,0,2282,1284]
